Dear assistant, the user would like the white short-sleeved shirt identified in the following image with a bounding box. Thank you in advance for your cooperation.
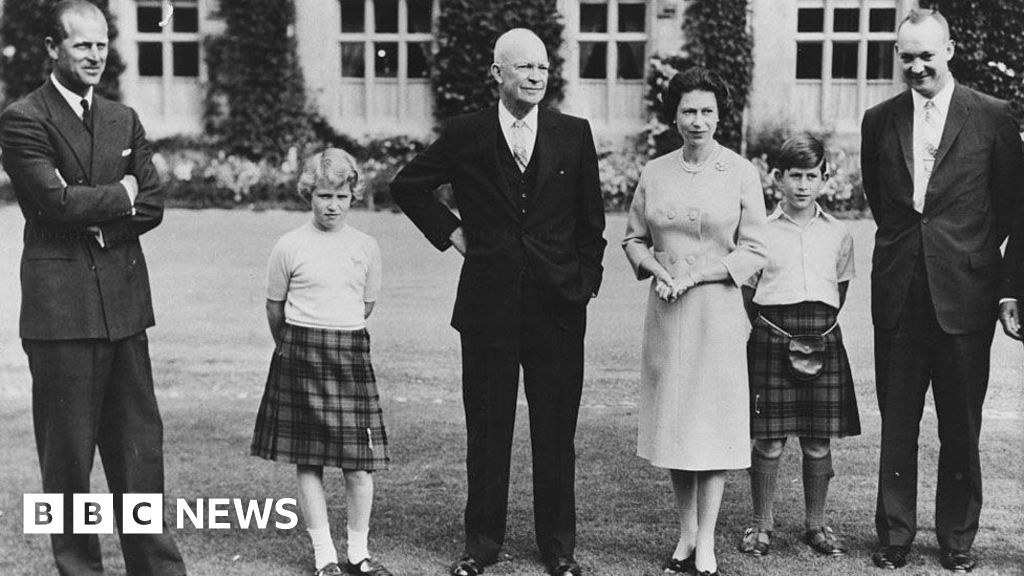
[746,203,855,309]
[266,222,382,330]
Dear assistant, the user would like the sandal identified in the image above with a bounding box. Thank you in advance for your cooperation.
[450,555,484,576]
[804,526,847,557]
[662,553,695,574]
[738,526,772,556]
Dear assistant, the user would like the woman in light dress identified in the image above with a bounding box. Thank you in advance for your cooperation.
[622,67,767,576]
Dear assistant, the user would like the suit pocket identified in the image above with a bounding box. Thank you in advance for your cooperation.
[24,245,75,260]
[969,249,1000,269]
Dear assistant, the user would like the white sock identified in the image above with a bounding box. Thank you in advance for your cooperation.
[347,526,370,564]
[308,527,338,569]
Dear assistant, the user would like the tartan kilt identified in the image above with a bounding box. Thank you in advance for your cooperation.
[747,302,860,439]
[251,324,389,470]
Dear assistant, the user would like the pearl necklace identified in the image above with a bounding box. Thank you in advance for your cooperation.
[678,143,720,173]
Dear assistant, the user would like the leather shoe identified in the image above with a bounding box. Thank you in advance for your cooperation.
[872,545,910,569]
[939,550,976,572]
[546,555,582,576]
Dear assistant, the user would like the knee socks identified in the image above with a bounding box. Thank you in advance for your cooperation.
[803,452,835,530]
[347,526,370,564]
[750,450,782,530]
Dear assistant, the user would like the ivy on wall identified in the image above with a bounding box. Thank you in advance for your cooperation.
[680,0,753,152]
[204,0,312,160]
[433,0,565,121]
[0,0,125,104]
[920,0,1024,119]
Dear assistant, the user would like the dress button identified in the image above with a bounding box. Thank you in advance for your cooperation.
[686,256,696,265]
[689,211,698,221]
[922,217,929,224]
[667,211,676,220]
[669,256,677,264]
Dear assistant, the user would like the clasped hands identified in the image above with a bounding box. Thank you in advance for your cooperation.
[655,271,698,303]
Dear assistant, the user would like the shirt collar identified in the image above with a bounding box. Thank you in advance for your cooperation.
[498,101,538,132]
[50,73,93,118]
[911,78,955,116]
[770,202,826,225]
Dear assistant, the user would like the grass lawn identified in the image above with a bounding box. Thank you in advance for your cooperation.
[0,206,1021,576]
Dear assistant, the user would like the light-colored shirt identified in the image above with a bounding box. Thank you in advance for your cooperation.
[50,73,93,120]
[912,80,954,213]
[267,222,382,330]
[746,203,855,309]
[498,101,537,162]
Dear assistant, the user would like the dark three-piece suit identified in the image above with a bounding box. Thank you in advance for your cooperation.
[391,106,606,563]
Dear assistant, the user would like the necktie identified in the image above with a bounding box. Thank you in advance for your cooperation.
[915,99,941,212]
[80,98,92,132]
[510,120,530,172]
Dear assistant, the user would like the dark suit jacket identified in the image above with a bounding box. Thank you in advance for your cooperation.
[1,80,163,340]
[390,106,606,336]
[860,83,1023,334]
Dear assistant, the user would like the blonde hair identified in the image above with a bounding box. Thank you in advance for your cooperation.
[296,148,361,201]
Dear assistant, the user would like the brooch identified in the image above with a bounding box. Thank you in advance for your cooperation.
[714,161,727,171]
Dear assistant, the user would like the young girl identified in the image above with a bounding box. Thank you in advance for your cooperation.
[251,148,392,576]
[738,134,860,558]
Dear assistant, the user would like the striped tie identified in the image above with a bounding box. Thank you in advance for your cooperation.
[510,120,530,171]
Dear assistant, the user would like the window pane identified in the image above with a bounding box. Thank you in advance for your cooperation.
[173,7,199,33]
[616,41,644,79]
[867,40,894,79]
[374,42,398,77]
[795,42,822,79]
[408,0,432,33]
[341,42,365,77]
[833,8,859,32]
[137,6,163,33]
[340,0,365,33]
[138,42,163,77]
[580,3,608,33]
[618,3,646,33]
[408,42,431,78]
[579,42,607,79]
[375,0,398,33]
[831,42,858,78]
[172,42,199,76]
[869,8,897,32]
[797,8,823,33]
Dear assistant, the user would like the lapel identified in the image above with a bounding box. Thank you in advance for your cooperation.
[529,108,560,208]
[931,83,970,171]
[476,108,521,221]
[89,96,122,184]
[892,90,915,182]
[40,80,93,181]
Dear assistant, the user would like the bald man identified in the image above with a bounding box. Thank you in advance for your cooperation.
[860,8,1023,572]
[391,28,605,576]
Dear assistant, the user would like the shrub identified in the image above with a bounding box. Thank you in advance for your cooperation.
[204,0,313,161]
[597,137,646,212]
[1,0,126,103]
[434,0,565,120]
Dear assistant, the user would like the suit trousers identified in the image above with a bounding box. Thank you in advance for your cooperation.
[24,332,186,576]
[460,281,586,564]
[873,256,992,552]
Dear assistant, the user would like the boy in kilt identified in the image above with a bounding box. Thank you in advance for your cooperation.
[737,134,861,558]
[251,149,392,576]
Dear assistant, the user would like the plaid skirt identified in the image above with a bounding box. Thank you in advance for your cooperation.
[747,302,860,439]
[251,324,389,470]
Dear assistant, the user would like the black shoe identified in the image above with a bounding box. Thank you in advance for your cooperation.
[872,545,910,570]
[546,555,582,576]
[314,563,344,576]
[450,555,484,576]
[662,553,694,574]
[939,550,976,572]
[345,557,393,576]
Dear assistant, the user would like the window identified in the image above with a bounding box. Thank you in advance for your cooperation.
[337,0,436,126]
[794,2,896,82]
[135,0,200,78]
[792,1,900,130]
[574,0,649,125]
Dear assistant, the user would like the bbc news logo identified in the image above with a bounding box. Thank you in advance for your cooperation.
[24,494,298,534]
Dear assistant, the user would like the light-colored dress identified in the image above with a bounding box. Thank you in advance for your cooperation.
[623,145,767,470]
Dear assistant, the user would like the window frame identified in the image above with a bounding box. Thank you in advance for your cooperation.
[133,0,204,81]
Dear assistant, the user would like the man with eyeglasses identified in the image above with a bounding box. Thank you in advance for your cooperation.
[391,27,605,576]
